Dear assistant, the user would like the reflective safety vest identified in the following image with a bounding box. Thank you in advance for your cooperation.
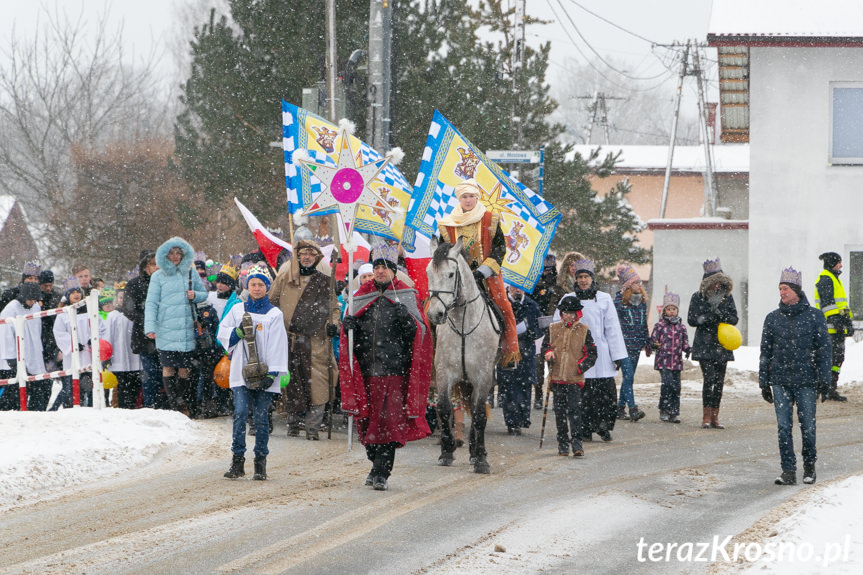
[814,269,852,333]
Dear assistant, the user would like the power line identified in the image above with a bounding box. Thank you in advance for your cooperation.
[563,0,659,46]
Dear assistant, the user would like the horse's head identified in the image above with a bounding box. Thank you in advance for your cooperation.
[426,237,469,325]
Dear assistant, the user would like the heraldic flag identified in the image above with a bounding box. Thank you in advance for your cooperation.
[403,110,561,291]
[282,100,412,243]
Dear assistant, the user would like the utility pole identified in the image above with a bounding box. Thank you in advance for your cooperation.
[325,0,338,123]
[512,0,526,149]
[367,0,393,153]
[579,92,625,144]
[659,40,718,218]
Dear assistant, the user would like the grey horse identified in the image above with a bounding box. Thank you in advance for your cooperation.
[426,237,500,474]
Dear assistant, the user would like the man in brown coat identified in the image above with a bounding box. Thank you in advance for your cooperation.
[269,240,340,439]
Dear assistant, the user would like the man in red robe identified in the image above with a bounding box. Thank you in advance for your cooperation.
[339,245,433,491]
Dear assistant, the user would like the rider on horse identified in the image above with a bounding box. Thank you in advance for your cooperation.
[437,178,520,367]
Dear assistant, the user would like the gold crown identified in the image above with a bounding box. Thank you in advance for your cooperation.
[220,263,239,281]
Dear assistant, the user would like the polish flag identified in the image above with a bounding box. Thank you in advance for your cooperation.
[404,233,432,302]
[234,197,292,268]
[320,232,371,281]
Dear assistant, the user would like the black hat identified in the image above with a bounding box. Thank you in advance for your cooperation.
[557,295,583,313]
[819,252,841,270]
[39,270,54,284]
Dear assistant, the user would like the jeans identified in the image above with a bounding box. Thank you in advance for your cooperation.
[772,385,816,472]
[231,386,275,457]
[658,369,681,416]
[617,348,641,408]
[140,352,163,408]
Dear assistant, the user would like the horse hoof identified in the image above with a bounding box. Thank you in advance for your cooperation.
[438,454,454,466]
[469,456,476,465]
[472,460,491,474]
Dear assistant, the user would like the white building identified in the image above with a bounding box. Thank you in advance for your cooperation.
[708,0,863,343]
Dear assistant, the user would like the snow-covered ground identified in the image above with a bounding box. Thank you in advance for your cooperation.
[2,341,863,572]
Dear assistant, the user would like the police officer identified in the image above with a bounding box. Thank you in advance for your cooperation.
[813,251,853,402]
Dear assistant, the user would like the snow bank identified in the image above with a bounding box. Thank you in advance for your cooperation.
[0,408,207,510]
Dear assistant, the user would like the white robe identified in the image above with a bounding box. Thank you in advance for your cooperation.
[53,308,98,372]
[0,300,47,374]
[554,290,627,378]
[207,291,229,319]
[103,310,141,372]
[217,303,288,393]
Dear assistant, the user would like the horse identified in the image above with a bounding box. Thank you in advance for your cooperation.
[426,237,501,474]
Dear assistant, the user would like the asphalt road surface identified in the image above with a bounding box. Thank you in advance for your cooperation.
[2,375,861,575]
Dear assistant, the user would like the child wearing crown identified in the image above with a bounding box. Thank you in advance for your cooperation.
[648,292,691,424]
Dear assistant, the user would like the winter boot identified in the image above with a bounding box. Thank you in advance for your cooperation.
[629,405,646,422]
[364,471,375,486]
[774,470,796,485]
[701,407,712,429]
[286,412,301,437]
[668,413,681,424]
[659,410,670,422]
[616,405,630,420]
[162,376,184,414]
[372,475,388,491]
[803,463,816,484]
[533,384,544,410]
[224,455,245,479]
[253,456,267,480]
[710,408,725,429]
[826,374,847,401]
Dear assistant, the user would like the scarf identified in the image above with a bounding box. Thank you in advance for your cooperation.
[438,201,487,228]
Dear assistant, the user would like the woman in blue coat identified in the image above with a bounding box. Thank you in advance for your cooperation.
[145,237,208,414]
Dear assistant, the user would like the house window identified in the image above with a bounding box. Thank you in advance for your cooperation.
[850,250,863,320]
[830,83,863,164]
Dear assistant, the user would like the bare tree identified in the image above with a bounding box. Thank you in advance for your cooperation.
[0,6,168,224]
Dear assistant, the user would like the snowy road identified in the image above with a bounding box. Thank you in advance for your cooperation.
[1,378,861,574]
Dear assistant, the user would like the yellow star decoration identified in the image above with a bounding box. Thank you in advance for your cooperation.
[480,181,519,219]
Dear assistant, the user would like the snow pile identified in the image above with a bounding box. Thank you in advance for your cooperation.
[738,476,863,574]
[0,408,207,510]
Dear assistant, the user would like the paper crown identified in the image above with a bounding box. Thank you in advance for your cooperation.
[371,243,399,267]
[574,257,595,275]
[246,263,272,286]
[779,266,802,286]
[126,268,139,281]
[219,263,239,281]
[703,258,722,275]
[543,254,557,268]
[99,288,116,304]
[617,264,640,289]
[663,292,680,308]
[114,281,127,290]
[63,276,82,293]
[22,261,41,278]
[194,251,207,263]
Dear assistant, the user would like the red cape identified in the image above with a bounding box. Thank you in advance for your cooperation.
[338,278,432,442]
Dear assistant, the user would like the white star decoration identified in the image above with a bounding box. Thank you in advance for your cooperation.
[296,128,400,248]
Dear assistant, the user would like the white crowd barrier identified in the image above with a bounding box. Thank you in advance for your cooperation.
[0,290,104,410]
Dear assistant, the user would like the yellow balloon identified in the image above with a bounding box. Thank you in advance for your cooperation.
[717,323,742,351]
[101,370,118,389]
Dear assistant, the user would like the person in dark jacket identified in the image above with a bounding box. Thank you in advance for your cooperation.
[120,250,164,408]
[759,267,831,486]
[613,264,649,422]
[497,285,541,434]
[38,270,62,374]
[813,251,852,402]
[688,258,738,429]
[530,254,565,409]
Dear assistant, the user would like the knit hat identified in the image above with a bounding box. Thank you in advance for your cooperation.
[662,292,680,311]
[63,276,83,298]
[543,254,557,271]
[779,266,803,290]
[216,263,239,289]
[18,282,41,303]
[39,270,54,284]
[22,261,41,280]
[371,243,399,272]
[557,295,584,313]
[702,257,722,277]
[246,263,272,289]
[617,264,640,290]
[357,263,374,277]
[454,178,482,199]
[574,257,595,277]
[819,252,841,270]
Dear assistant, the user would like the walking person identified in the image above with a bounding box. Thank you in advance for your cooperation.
[145,237,208,415]
[613,264,649,422]
[339,249,433,491]
[218,264,288,480]
[759,267,831,485]
[543,295,597,457]
[813,251,853,402]
[648,292,690,423]
[688,258,738,429]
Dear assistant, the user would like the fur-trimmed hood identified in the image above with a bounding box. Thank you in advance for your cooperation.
[155,237,196,277]
[557,251,584,292]
[699,272,733,299]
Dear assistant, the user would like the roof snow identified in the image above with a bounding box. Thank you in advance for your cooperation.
[0,195,19,226]
[565,144,749,174]
[709,0,863,39]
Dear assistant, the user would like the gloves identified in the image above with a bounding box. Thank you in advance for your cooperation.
[760,386,773,404]
[847,324,855,337]
[651,341,661,350]
[696,312,718,326]
[78,343,87,351]
[473,269,486,283]
[325,323,339,338]
[613,359,622,371]
[234,326,245,339]
[818,381,831,403]
[342,315,358,331]
[260,374,275,389]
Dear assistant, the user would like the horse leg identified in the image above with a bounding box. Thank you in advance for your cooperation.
[437,399,455,466]
[470,397,491,474]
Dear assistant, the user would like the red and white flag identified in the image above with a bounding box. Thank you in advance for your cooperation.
[404,233,431,302]
[234,197,292,268]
